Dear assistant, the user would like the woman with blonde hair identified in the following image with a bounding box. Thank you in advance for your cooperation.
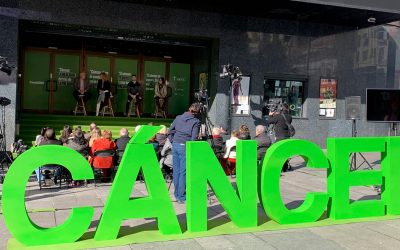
[89,130,116,181]
[89,127,101,147]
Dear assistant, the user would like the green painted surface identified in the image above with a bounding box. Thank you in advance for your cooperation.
[113,58,138,114]
[86,56,111,113]
[6,136,400,249]
[2,146,94,246]
[327,137,385,219]
[169,63,190,115]
[187,140,258,232]
[23,51,51,111]
[53,54,80,112]
[7,214,400,250]
[95,126,181,240]
[261,139,329,224]
[143,61,166,114]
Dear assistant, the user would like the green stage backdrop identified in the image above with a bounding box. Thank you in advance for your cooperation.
[53,54,80,112]
[23,51,51,111]
[169,63,190,115]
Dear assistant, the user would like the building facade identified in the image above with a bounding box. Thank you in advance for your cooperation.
[1,0,400,147]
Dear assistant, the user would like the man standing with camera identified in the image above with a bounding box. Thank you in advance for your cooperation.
[168,103,201,204]
[266,102,293,171]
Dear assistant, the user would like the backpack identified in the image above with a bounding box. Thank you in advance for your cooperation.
[281,114,295,137]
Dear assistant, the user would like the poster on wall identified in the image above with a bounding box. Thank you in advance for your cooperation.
[319,78,337,118]
[199,72,208,91]
[231,76,251,115]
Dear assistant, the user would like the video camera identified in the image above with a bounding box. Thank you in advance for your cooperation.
[219,64,242,80]
[265,98,284,113]
[0,57,13,76]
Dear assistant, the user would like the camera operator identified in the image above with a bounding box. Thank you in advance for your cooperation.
[168,103,201,204]
[266,103,292,171]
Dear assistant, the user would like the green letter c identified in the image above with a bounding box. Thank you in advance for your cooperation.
[2,145,94,246]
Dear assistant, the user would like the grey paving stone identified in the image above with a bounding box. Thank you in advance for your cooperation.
[195,235,238,249]
[254,229,345,250]
[224,233,276,250]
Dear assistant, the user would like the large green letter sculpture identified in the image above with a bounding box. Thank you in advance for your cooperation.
[382,137,400,215]
[95,126,181,241]
[186,140,258,232]
[261,139,329,224]
[327,137,385,219]
[2,146,94,246]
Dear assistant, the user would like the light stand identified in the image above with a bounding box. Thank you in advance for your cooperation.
[389,122,398,136]
[350,119,374,171]
[0,97,13,184]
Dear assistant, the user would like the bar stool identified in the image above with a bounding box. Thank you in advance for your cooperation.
[155,98,166,118]
[74,95,87,116]
[127,99,140,118]
[101,96,114,117]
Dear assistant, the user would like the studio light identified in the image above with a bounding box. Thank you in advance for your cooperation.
[0,57,13,76]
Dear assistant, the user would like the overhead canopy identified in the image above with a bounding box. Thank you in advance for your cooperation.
[111,0,400,28]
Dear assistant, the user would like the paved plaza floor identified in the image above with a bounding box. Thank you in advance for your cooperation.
[1,152,400,250]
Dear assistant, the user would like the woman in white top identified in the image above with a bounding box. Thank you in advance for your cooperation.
[224,130,240,159]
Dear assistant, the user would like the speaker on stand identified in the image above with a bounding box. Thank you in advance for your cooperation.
[345,96,373,171]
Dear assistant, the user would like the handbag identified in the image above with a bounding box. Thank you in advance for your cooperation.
[281,114,295,137]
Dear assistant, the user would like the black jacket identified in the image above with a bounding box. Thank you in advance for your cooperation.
[267,113,293,141]
[127,81,141,95]
[254,133,272,160]
[115,135,130,151]
[97,80,111,92]
[168,112,201,144]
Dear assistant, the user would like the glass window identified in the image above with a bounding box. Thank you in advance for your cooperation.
[263,78,305,117]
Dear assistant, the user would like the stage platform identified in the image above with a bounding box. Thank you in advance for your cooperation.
[17,113,173,146]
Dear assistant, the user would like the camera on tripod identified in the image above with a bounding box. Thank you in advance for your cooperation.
[265,98,284,113]
[219,64,243,80]
[0,57,13,76]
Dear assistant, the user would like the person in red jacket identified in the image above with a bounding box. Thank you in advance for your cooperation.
[89,130,116,180]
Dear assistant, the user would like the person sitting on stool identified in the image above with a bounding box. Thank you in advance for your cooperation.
[73,71,91,103]
[125,74,142,116]
[154,77,168,116]
[96,72,111,116]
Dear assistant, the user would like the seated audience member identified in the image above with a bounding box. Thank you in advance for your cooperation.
[224,130,240,159]
[89,130,116,170]
[156,126,168,148]
[35,127,48,146]
[84,122,97,140]
[238,124,251,140]
[115,128,130,151]
[89,128,101,147]
[60,125,72,145]
[39,128,63,146]
[149,135,159,151]
[209,127,225,156]
[36,128,63,184]
[254,125,271,162]
[66,128,89,156]
[159,137,173,172]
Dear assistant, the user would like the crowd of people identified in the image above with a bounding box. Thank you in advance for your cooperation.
[30,102,293,202]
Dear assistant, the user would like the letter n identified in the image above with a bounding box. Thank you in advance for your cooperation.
[187,140,258,232]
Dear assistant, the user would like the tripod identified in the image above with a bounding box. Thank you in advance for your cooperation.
[0,105,13,183]
[349,119,374,171]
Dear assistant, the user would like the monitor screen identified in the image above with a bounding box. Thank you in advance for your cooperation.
[366,88,400,122]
